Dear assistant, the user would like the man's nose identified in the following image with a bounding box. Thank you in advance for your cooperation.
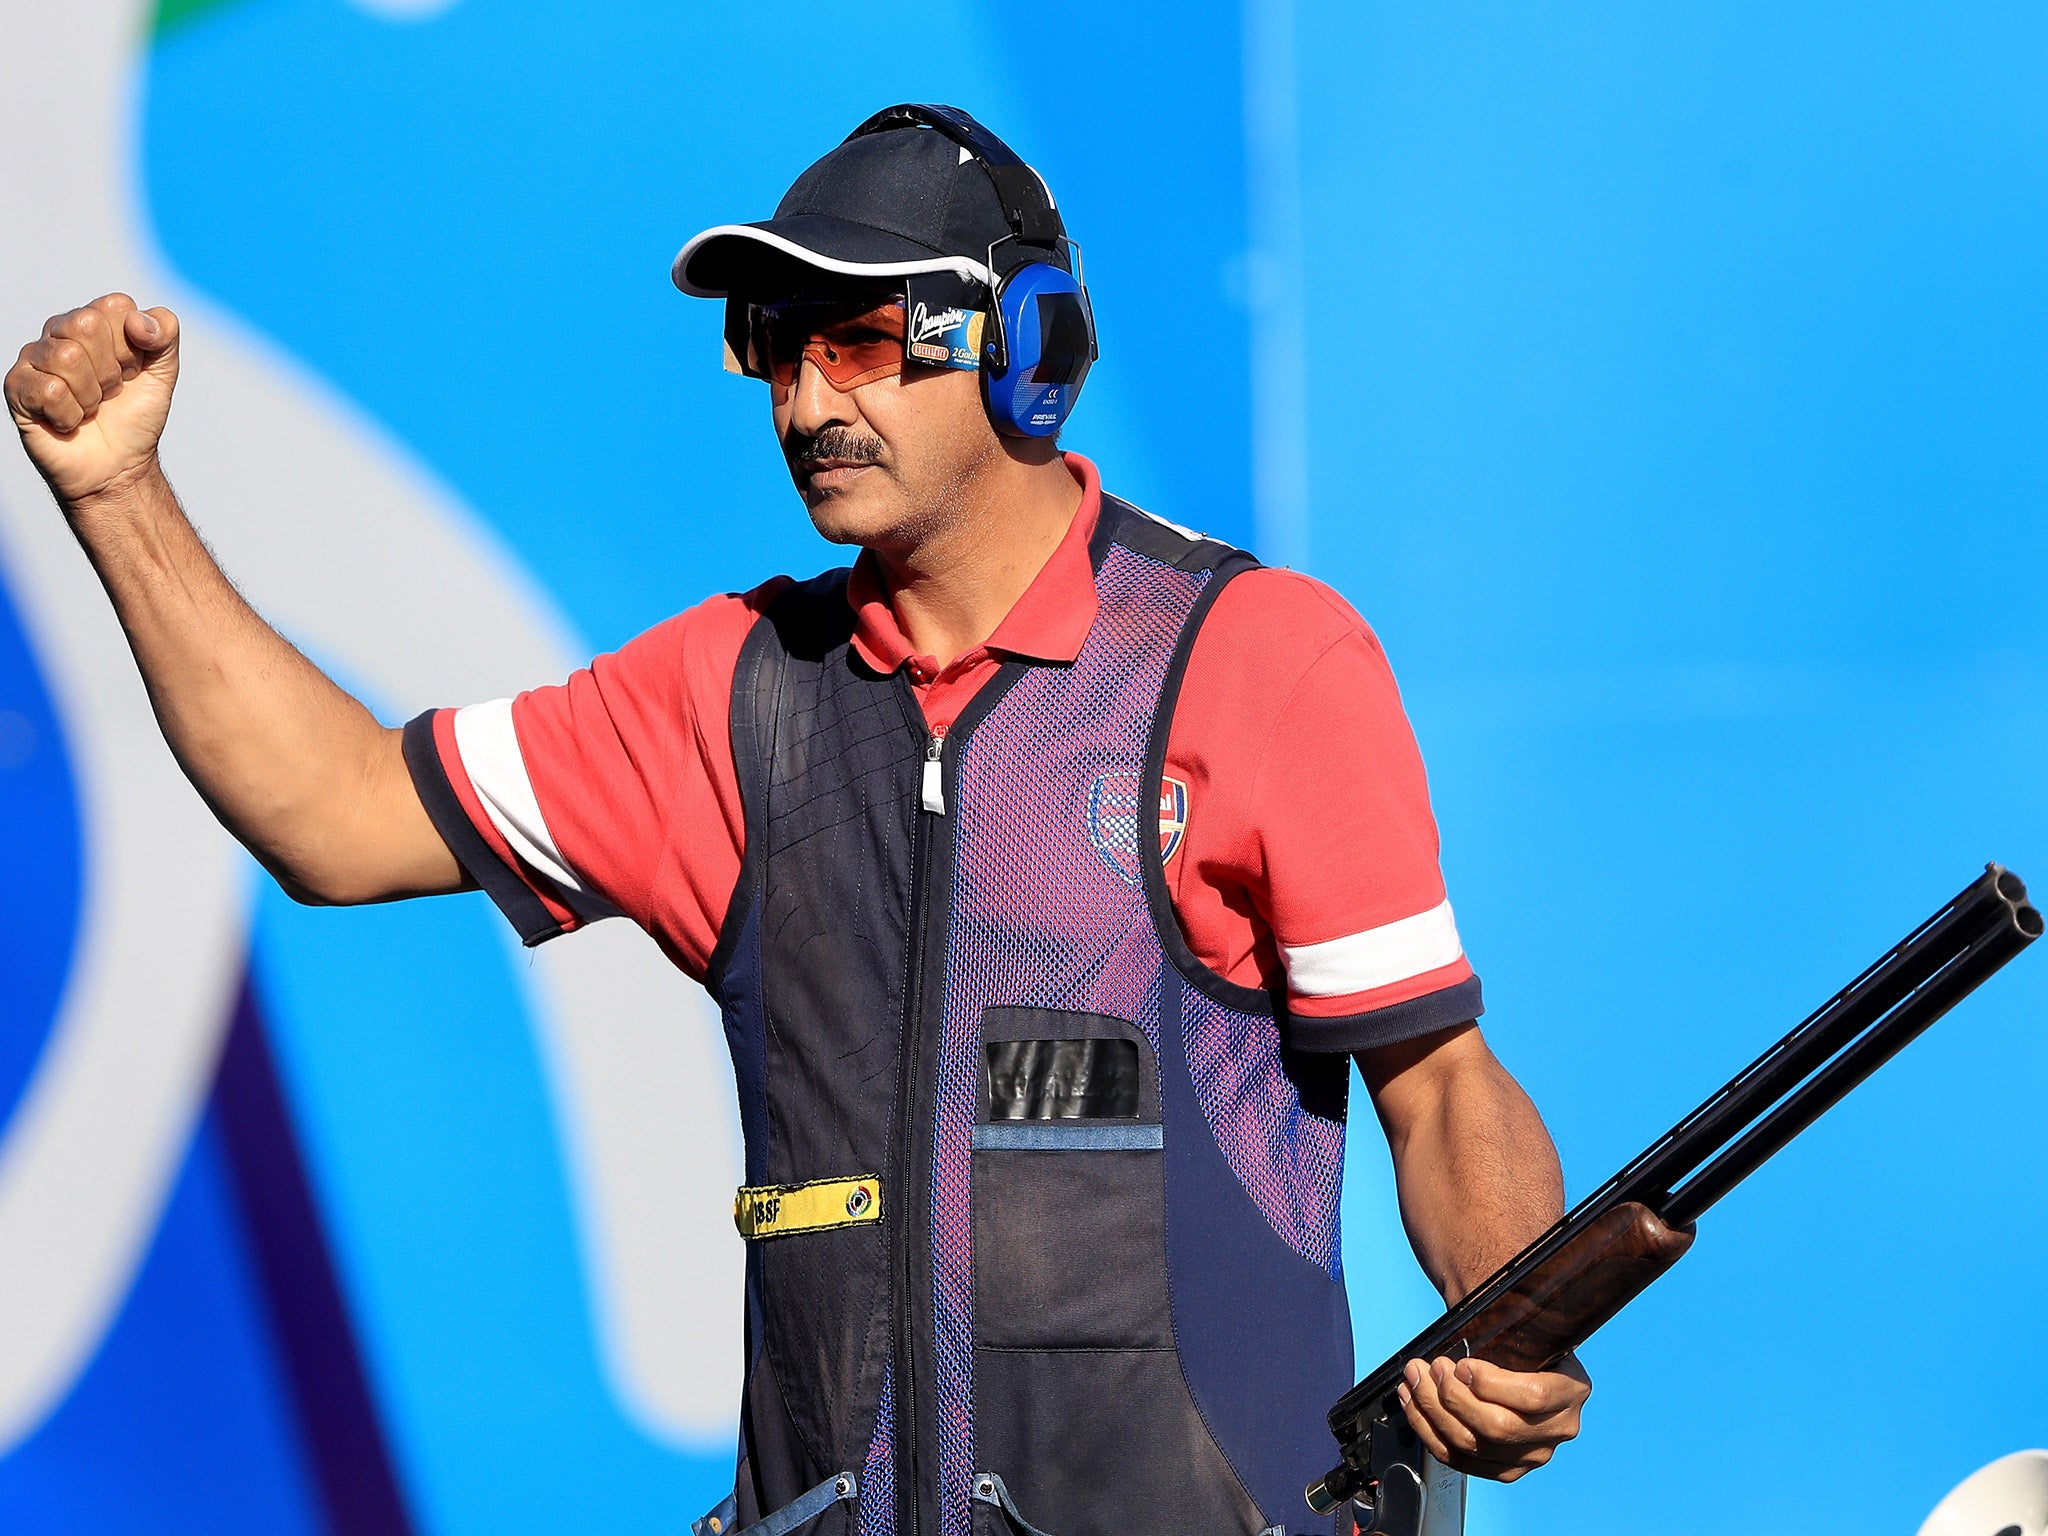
[787,354,856,438]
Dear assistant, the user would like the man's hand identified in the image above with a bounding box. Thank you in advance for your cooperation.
[7,293,181,506]
[1395,1351,1590,1481]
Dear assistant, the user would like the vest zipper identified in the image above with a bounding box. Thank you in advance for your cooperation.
[920,726,947,815]
[897,721,947,1536]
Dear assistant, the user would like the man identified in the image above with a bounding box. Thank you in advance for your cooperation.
[8,104,1586,1536]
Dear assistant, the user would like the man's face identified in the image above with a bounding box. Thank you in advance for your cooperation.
[761,292,1005,553]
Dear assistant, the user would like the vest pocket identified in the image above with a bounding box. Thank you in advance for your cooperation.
[972,1009,1170,1350]
[972,1142,1173,1348]
[971,1009,1264,1535]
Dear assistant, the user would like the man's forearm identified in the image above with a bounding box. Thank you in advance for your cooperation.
[1365,1024,1564,1302]
[1359,1023,1590,1478]
[65,460,458,902]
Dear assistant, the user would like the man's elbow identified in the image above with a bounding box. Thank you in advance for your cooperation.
[273,865,355,907]
[265,854,397,908]
[236,764,458,907]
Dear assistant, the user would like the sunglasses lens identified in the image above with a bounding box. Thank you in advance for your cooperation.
[751,300,906,390]
[751,310,802,385]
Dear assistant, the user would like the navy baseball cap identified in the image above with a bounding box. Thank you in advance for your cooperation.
[672,118,1065,302]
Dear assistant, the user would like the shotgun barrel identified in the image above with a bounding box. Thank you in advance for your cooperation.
[1307,864,2040,1524]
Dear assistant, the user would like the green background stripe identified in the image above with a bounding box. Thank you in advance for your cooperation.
[152,0,261,41]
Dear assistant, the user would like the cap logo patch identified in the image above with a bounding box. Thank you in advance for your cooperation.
[912,303,967,343]
[904,292,984,370]
[1087,771,1191,884]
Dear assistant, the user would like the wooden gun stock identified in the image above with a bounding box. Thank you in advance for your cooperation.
[1449,1201,1694,1375]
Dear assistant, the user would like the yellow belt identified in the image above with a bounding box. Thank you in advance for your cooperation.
[733,1175,882,1240]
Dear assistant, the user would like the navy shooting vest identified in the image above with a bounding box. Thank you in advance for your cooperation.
[702,497,1356,1536]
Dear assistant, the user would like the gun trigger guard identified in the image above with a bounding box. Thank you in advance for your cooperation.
[1365,1461,1424,1536]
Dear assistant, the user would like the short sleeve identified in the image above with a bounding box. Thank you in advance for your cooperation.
[403,581,784,979]
[1164,569,1481,1054]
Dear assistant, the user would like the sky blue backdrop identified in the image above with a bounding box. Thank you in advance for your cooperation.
[0,2,2041,1533]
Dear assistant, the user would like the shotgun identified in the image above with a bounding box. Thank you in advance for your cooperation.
[1307,864,2042,1536]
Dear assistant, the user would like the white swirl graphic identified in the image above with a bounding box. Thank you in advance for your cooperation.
[0,0,740,1452]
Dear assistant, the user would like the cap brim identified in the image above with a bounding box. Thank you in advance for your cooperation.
[672,214,996,298]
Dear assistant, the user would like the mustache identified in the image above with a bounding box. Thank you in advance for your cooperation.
[785,425,887,469]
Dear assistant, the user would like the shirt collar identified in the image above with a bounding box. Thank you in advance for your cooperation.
[847,451,1102,675]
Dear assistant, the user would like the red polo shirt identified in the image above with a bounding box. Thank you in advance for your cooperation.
[411,454,1480,1051]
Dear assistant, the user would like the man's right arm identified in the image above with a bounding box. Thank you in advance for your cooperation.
[6,292,465,904]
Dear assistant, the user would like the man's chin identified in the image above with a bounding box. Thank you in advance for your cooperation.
[800,480,896,547]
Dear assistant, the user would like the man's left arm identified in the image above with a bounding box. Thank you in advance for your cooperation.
[1171,571,1589,1477]
[1358,1021,1590,1481]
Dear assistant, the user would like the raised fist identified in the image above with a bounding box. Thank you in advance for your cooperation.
[6,293,181,506]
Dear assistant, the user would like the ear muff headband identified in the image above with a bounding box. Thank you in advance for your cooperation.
[846,103,1065,247]
[847,102,1098,439]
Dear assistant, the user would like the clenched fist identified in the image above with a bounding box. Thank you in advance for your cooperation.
[7,293,181,506]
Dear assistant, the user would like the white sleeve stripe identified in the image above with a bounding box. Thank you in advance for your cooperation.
[451,699,588,897]
[1283,899,1466,998]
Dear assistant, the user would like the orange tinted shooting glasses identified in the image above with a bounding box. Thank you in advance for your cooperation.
[746,298,908,392]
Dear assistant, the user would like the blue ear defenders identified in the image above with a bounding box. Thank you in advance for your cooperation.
[847,104,1098,439]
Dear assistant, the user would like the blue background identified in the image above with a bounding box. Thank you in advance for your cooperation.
[1,1,2041,1532]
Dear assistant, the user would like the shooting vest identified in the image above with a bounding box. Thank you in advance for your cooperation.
[702,499,1355,1536]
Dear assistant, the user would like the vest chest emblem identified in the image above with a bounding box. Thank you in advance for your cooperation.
[1086,771,1190,884]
